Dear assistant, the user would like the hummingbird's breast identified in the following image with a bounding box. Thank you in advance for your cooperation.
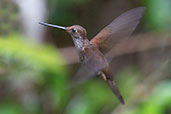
[72,37,109,69]
[82,43,109,68]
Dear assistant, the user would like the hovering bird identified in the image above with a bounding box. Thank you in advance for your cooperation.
[39,7,145,104]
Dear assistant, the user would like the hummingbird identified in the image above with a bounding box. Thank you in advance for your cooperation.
[39,7,145,104]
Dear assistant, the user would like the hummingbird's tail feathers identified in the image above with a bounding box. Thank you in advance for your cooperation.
[107,80,125,104]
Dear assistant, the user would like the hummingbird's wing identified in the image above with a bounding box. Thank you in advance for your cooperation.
[90,7,145,54]
[70,49,108,88]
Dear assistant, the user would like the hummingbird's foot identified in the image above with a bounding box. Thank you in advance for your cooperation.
[101,72,107,81]
[82,47,86,52]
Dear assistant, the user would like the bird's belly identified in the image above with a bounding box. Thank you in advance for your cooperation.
[82,47,109,71]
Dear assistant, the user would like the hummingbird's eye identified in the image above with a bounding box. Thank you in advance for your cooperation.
[72,28,77,33]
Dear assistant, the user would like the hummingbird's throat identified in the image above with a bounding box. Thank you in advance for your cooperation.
[72,38,83,50]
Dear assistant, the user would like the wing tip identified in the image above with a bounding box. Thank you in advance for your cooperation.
[137,6,146,10]
[135,6,146,16]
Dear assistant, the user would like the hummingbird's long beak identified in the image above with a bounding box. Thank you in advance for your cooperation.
[39,22,66,30]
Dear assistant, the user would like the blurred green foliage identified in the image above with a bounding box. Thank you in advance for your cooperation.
[138,81,171,114]
[0,35,68,113]
[0,0,20,35]
[48,0,88,25]
[0,103,23,114]
[144,0,171,30]
[123,81,171,114]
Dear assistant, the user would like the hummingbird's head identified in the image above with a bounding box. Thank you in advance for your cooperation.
[65,25,87,39]
[39,22,87,39]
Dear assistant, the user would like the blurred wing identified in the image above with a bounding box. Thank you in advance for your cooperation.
[91,7,145,54]
[70,49,108,88]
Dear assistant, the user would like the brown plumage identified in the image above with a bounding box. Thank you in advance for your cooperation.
[39,7,145,104]
[66,25,87,39]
